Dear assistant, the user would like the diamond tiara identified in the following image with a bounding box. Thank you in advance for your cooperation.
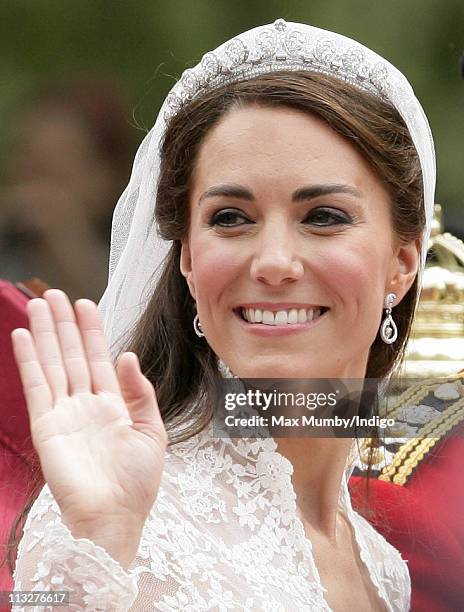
[164,18,393,122]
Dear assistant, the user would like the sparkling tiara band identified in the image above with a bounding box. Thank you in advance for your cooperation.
[164,18,392,122]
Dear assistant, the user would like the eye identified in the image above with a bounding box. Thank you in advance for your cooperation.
[209,208,251,227]
[304,207,351,226]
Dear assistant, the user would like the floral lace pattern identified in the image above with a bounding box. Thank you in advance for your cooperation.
[13,423,410,611]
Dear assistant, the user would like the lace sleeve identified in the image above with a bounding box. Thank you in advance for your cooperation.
[12,484,139,611]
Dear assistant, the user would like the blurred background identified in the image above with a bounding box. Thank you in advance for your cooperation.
[0,0,463,301]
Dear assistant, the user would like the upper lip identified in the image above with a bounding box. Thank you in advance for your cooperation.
[235,303,328,311]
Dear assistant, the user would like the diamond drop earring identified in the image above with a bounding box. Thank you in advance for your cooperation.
[380,292,398,344]
[193,313,204,337]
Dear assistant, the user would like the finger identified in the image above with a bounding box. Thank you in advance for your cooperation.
[74,298,121,394]
[42,289,92,395]
[27,297,69,400]
[11,328,53,422]
[117,353,166,435]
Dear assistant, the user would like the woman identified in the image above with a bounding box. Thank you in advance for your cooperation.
[10,19,434,611]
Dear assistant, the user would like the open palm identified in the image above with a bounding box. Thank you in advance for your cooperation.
[11,289,167,530]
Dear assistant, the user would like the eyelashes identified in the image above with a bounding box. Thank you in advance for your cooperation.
[304,207,352,226]
[209,209,249,227]
[208,207,353,228]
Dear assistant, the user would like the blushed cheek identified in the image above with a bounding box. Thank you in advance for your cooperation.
[317,243,386,327]
[190,240,244,310]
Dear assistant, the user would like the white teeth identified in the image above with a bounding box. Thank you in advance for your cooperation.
[275,311,287,325]
[262,310,274,325]
[288,308,298,324]
[241,307,325,325]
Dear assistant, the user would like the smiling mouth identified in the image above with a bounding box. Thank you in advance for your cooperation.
[234,306,329,326]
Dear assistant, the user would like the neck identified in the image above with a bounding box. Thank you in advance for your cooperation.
[218,355,366,537]
[276,436,353,539]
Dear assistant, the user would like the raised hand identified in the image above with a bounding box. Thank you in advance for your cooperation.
[11,289,168,568]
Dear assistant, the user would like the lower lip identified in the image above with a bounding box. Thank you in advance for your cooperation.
[233,309,328,336]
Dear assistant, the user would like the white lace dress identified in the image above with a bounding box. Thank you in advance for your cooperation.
[13,423,410,611]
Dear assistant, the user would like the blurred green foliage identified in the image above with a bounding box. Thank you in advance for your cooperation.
[1,0,463,226]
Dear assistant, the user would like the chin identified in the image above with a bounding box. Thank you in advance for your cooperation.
[235,359,316,379]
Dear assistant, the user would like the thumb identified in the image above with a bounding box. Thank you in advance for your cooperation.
[116,352,161,429]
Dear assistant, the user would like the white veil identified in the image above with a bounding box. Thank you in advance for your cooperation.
[97,18,436,357]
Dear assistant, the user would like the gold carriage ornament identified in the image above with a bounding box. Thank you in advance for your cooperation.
[404,203,464,377]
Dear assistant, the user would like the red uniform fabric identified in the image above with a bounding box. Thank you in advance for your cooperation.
[0,281,39,604]
[349,427,464,612]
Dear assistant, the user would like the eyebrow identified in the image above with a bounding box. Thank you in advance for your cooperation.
[198,183,362,205]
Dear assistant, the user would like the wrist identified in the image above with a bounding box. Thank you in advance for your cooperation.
[63,513,146,570]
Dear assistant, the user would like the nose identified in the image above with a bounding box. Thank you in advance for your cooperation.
[250,222,304,286]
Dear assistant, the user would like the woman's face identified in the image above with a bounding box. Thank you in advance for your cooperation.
[181,105,418,378]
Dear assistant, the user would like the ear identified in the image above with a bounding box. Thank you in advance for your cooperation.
[387,238,421,303]
[180,239,196,300]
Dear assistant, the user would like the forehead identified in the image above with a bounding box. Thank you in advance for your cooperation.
[192,105,379,192]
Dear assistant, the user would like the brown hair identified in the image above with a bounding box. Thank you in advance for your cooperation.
[4,70,425,572]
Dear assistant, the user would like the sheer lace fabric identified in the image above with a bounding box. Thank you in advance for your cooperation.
[13,425,410,611]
